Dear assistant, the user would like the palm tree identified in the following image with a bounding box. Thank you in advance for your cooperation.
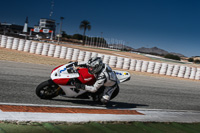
[79,20,91,45]
[58,17,64,44]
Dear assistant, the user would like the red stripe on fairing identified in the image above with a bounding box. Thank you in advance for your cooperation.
[53,78,70,85]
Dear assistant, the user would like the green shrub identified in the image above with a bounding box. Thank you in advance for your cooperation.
[164,54,181,61]
[72,34,83,40]
[194,59,200,64]
[188,58,194,62]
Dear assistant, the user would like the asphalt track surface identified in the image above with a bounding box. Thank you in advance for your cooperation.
[0,60,200,111]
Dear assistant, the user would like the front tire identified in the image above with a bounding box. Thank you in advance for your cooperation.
[36,79,60,99]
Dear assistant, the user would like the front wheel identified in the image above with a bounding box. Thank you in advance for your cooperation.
[36,79,60,99]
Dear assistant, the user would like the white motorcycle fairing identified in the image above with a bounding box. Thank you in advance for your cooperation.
[51,63,87,97]
[113,70,131,83]
[58,85,86,98]
[50,62,131,98]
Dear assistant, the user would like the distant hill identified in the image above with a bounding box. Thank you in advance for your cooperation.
[135,47,169,55]
[169,52,185,57]
[134,47,185,57]
[104,43,186,57]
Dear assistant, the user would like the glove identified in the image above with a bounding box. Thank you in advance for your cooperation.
[75,82,85,90]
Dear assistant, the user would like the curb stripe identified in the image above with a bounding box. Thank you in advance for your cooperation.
[0,102,107,109]
[0,105,143,115]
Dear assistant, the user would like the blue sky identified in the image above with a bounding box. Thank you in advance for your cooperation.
[0,0,200,57]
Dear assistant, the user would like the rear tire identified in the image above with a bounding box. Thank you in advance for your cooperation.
[110,85,119,100]
[36,79,60,99]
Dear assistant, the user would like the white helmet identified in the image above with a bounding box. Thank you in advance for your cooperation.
[87,57,103,74]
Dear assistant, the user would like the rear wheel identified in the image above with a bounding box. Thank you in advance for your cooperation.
[36,79,60,99]
[110,85,119,100]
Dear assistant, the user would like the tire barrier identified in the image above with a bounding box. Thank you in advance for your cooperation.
[23,40,32,52]
[60,46,67,59]
[103,55,110,64]
[1,35,199,81]
[84,51,92,62]
[135,60,143,72]
[97,53,104,60]
[184,67,191,79]
[54,45,61,58]
[195,68,200,80]
[35,43,43,55]
[116,57,124,69]
[153,62,162,74]
[66,48,73,60]
[189,67,196,80]
[30,42,38,54]
[129,59,137,71]
[6,37,14,49]
[177,66,186,78]
[1,35,7,48]
[17,39,25,51]
[12,38,19,50]
[166,64,174,76]
[91,52,98,58]
[78,51,85,61]
[123,58,131,70]
[72,49,80,61]
[171,65,180,77]
[109,56,117,68]
[41,43,50,56]
[159,63,168,75]
[141,61,149,72]
[147,61,155,73]
[48,44,56,57]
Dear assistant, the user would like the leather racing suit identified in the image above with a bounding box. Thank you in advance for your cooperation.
[77,62,120,101]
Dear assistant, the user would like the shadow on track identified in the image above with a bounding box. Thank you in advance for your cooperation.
[51,98,148,109]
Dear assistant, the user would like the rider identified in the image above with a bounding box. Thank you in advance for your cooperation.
[74,57,119,104]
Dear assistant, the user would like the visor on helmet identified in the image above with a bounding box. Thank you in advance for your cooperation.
[88,65,97,74]
[87,57,103,74]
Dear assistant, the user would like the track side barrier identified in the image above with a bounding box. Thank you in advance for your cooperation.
[0,35,199,81]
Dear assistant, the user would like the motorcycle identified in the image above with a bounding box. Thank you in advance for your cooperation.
[36,62,131,103]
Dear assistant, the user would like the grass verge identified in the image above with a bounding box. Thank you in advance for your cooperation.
[0,121,200,133]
